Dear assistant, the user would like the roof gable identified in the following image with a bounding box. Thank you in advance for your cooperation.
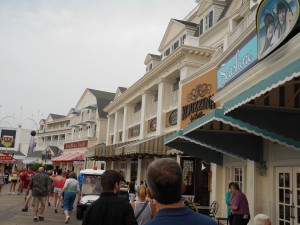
[144,54,161,65]
[158,19,187,52]
[114,87,127,100]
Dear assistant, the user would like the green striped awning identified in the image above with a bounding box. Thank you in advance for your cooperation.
[224,57,300,114]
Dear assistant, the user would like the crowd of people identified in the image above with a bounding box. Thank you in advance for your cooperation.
[1,159,272,225]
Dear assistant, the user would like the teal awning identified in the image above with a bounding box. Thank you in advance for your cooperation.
[224,57,300,114]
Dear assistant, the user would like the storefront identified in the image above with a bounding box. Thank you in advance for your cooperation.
[165,0,300,224]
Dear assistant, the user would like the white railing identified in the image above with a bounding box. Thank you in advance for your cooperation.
[51,140,58,146]
[70,117,81,126]
[164,90,179,111]
[45,141,51,146]
[127,110,141,126]
[45,126,70,132]
[185,36,199,47]
[228,9,256,46]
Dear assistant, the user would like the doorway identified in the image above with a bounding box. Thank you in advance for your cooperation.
[276,167,300,225]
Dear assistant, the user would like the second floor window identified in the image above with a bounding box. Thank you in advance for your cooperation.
[165,48,170,56]
[173,41,179,51]
[199,19,203,35]
[134,101,142,113]
[205,11,213,31]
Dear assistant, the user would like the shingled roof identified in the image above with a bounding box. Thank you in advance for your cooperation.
[50,114,65,120]
[174,19,198,28]
[87,88,115,119]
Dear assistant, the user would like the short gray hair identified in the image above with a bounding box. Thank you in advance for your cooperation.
[254,214,269,225]
[146,158,183,204]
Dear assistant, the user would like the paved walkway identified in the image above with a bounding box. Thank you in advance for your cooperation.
[0,184,81,225]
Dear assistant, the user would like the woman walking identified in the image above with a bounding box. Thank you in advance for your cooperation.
[61,172,80,223]
[0,169,5,195]
[53,170,66,213]
[131,186,155,225]
[9,169,19,195]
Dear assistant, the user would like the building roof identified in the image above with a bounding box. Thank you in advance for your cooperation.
[217,0,233,21]
[50,114,66,120]
[118,87,127,93]
[27,150,43,158]
[148,54,162,60]
[174,19,198,28]
[87,88,115,119]
[47,146,61,156]
[87,88,115,100]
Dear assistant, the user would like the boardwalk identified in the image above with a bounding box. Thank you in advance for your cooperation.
[0,184,81,225]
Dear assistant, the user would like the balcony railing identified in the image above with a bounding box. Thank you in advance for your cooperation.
[82,113,96,122]
[228,9,256,47]
[164,90,179,111]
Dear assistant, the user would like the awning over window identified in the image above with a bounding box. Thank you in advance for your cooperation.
[115,133,173,157]
[165,109,264,164]
[51,153,84,162]
[224,57,300,114]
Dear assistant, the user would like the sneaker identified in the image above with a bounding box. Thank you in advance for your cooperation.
[8,192,11,195]
[22,208,28,212]
[65,216,70,224]
[54,209,58,213]
[17,192,20,195]
[48,202,50,206]
[33,217,38,222]
[12,192,15,195]
[39,216,44,221]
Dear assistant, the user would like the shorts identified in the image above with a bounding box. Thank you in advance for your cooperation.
[24,189,32,199]
[11,180,18,183]
[63,192,76,211]
[53,187,62,196]
[32,196,47,207]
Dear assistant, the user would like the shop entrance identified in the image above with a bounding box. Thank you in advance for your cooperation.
[276,167,300,225]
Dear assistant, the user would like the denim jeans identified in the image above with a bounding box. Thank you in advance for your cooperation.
[63,192,76,211]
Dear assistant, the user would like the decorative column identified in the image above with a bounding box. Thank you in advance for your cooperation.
[140,92,150,139]
[122,105,129,142]
[106,115,111,146]
[246,159,256,218]
[156,79,169,136]
[137,158,142,185]
[113,111,119,144]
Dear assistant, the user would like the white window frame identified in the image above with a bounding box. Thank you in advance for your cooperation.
[226,166,245,192]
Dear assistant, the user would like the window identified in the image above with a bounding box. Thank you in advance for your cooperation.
[165,48,170,56]
[226,166,244,192]
[154,93,158,102]
[181,34,186,44]
[173,78,180,92]
[111,135,114,144]
[205,11,213,31]
[199,19,203,35]
[173,41,179,51]
[134,101,142,113]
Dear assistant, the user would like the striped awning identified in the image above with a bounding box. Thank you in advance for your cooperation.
[51,153,84,162]
[95,141,136,159]
[117,133,174,157]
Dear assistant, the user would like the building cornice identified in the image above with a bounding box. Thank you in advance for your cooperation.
[104,45,215,113]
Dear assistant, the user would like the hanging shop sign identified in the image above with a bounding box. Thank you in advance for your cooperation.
[73,161,85,167]
[165,110,178,128]
[64,140,88,150]
[0,153,14,160]
[0,129,17,149]
[257,0,300,59]
[217,34,258,91]
[181,68,217,129]
[148,118,157,133]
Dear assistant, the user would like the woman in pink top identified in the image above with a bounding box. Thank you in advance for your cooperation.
[52,170,66,213]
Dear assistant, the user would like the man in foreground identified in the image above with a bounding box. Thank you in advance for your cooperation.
[228,182,250,225]
[82,170,137,225]
[29,167,52,222]
[146,158,217,225]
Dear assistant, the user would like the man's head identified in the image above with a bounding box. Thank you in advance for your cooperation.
[146,158,184,205]
[230,182,240,194]
[101,170,123,193]
[254,214,271,225]
[38,167,45,173]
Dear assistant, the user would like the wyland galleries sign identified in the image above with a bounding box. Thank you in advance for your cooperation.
[180,68,217,129]
[217,34,258,90]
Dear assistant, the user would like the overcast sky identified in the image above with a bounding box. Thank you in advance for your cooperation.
[0,0,197,129]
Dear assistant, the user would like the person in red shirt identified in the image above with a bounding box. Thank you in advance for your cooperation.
[22,167,35,212]
[52,170,66,213]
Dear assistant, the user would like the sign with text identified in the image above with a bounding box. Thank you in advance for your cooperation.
[0,129,17,149]
[217,34,258,90]
[257,0,299,59]
[64,140,88,150]
[0,153,14,160]
[180,68,217,129]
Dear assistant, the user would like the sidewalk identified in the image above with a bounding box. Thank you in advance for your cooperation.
[0,184,81,225]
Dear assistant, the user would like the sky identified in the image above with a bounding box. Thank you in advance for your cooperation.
[0,0,197,129]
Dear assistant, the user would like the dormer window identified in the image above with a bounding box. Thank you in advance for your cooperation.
[172,41,179,51]
[165,48,170,56]
[181,34,186,44]
[205,11,213,31]
[199,19,203,35]
[154,93,158,102]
